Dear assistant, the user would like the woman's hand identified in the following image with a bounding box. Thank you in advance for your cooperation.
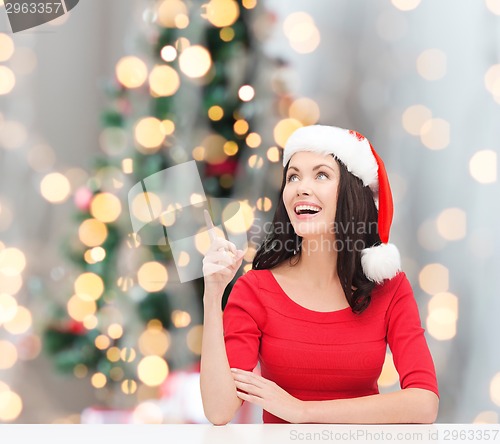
[231,368,306,423]
[202,209,245,300]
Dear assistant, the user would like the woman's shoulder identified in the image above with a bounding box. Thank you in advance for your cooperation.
[372,271,413,309]
[374,271,408,293]
[236,268,272,289]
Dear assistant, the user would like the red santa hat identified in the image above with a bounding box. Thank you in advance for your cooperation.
[283,125,401,284]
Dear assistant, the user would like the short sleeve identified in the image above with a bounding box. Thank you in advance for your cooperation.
[223,270,263,372]
[385,273,439,398]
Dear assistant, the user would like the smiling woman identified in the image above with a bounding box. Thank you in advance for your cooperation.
[200,125,439,425]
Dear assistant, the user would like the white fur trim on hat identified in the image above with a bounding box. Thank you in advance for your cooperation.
[283,125,379,190]
[361,243,401,284]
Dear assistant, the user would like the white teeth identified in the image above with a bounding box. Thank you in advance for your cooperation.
[295,205,321,214]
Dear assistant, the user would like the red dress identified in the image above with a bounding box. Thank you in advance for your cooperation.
[223,269,439,424]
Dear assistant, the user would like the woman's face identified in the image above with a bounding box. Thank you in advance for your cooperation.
[283,151,340,239]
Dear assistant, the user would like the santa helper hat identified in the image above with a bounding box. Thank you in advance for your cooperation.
[283,125,401,284]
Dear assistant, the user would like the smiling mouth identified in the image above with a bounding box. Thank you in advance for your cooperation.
[294,205,322,216]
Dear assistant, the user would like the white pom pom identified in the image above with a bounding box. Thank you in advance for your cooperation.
[361,243,401,284]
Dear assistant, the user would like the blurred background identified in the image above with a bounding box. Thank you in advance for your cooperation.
[0,0,499,424]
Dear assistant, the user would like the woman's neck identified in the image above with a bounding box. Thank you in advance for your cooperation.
[292,237,340,289]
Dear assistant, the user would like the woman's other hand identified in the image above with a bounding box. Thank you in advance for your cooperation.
[231,368,306,423]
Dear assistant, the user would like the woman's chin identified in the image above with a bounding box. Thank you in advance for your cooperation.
[293,221,332,237]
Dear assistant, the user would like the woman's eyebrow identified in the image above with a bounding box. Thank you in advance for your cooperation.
[288,164,335,172]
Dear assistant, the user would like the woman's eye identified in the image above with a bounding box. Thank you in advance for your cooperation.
[286,174,297,182]
[317,172,328,179]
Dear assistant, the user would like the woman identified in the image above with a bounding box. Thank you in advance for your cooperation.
[200,125,439,425]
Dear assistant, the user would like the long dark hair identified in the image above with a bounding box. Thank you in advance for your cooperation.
[252,155,381,314]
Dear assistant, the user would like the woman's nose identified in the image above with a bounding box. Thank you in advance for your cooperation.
[296,182,312,196]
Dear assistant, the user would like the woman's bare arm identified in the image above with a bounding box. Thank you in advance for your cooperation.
[199,210,245,425]
[200,294,242,425]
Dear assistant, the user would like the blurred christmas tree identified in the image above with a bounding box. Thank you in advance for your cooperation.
[42,0,270,408]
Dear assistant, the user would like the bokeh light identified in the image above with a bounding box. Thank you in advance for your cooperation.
[138,326,170,356]
[132,401,163,424]
[122,158,133,174]
[283,12,320,54]
[402,104,432,136]
[40,173,71,204]
[420,118,450,150]
[171,310,191,328]
[417,49,447,81]
[134,117,165,151]
[0,272,22,295]
[489,372,500,406]
[266,146,280,163]
[160,45,177,62]
[78,219,108,247]
[131,192,162,224]
[274,118,302,147]
[186,325,203,355]
[149,65,180,96]
[3,306,32,335]
[116,56,148,89]
[486,0,500,15]
[436,208,467,241]
[246,132,261,148]
[67,295,97,322]
[0,66,15,95]
[242,0,256,8]
[91,373,107,389]
[157,0,188,28]
[256,197,273,212]
[427,308,457,340]
[428,292,458,319]
[137,356,169,386]
[234,119,249,135]
[0,340,18,369]
[0,390,23,422]
[74,272,104,302]
[121,347,137,363]
[289,97,320,125]
[248,154,264,169]
[469,150,497,183]
[238,85,255,102]
[474,410,499,424]
[137,262,168,292]
[95,335,110,350]
[0,248,26,276]
[121,379,138,395]
[220,27,235,42]
[108,324,123,339]
[179,45,212,78]
[202,133,228,164]
[90,192,122,223]
[203,0,240,27]
[0,293,18,324]
[391,0,421,11]
[419,263,449,295]
[222,200,254,234]
[0,33,14,62]
[485,64,500,99]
